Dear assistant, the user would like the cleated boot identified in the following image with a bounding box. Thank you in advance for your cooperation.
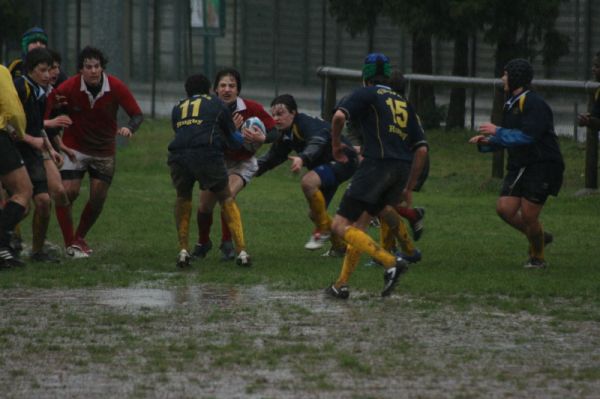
[66,244,89,259]
[304,232,330,250]
[395,249,422,264]
[236,250,252,267]
[524,257,546,269]
[381,256,408,297]
[30,251,61,264]
[325,284,349,299]
[192,240,213,259]
[0,246,25,267]
[220,240,236,261]
[176,249,191,268]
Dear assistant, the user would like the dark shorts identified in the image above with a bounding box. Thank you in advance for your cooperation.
[500,161,564,204]
[313,150,358,205]
[168,151,228,196]
[0,134,25,176]
[19,145,48,196]
[337,157,411,221]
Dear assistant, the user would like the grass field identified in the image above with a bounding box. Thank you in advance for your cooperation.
[1,119,599,398]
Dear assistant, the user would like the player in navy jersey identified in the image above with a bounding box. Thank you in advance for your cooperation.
[193,68,277,262]
[470,58,564,269]
[257,94,358,255]
[13,48,64,263]
[325,53,429,299]
[168,74,251,268]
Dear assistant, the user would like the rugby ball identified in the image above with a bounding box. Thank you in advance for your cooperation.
[242,117,266,152]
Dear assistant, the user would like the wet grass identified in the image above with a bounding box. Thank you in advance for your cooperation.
[3,118,598,315]
[1,119,600,397]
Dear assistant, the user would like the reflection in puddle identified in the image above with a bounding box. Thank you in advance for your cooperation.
[96,288,175,308]
[95,286,243,309]
[5,285,347,315]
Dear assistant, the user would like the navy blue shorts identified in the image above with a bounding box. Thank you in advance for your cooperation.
[0,134,25,176]
[501,161,564,204]
[313,150,358,206]
[169,150,228,196]
[337,157,410,221]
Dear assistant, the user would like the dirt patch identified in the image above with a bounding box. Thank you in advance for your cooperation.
[1,285,599,398]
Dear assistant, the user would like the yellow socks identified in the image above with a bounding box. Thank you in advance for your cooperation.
[379,218,396,252]
[343,226,396,268]
[380,209,416,256]
[308,190,331,233]
[335,245,361,287]
[222,199,246,252]
[175,197,192,251]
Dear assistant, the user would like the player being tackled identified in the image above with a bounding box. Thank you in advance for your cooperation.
[168,74,252,268]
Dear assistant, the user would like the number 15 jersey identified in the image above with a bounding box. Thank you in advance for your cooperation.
[336,85,427,161]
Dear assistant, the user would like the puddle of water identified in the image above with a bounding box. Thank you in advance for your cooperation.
[94,285,243,309]
[96,288,175,308]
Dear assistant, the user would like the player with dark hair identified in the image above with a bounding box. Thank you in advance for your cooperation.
[193,67,277,261]
[257,94,358,255]
[577,51,600,131]
[470,58,564,269]
[326,53,429,299]
[46,46,144,258]
[13,47,64,262]
[0,65,32,268]
[168,74,250,267]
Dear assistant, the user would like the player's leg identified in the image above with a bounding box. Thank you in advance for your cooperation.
[194,189,217,258]
[219,163,251,260]
[301,170,333,250]
[520,198,545,267]
[326,211,371,298]
[30,191,57,262]
[496,195,525,232]
[0,136,32,267]
[379,206,420,263]
[312,158,356,254]
[45,158,70,253]
[169,161,195,268]
[24,155,57,262]
[73,177,109,249]
[56,150,85,255]
[215,182,250,266]
[332,210,396,268]
[73,156,115,254]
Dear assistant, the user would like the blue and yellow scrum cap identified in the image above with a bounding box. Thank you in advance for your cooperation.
[362,53,391,81]
[21,27,48,54]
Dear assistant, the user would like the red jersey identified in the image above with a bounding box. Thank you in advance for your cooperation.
[224,97,275,161]
[47,73,142,157]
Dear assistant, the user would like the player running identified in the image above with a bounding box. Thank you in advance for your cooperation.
[326,53,429,299]
[257,94,358,255]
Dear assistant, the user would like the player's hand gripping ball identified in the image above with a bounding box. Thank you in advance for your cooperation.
[242,116,266,152]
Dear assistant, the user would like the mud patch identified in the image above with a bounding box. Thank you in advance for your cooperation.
[0,286,599,398]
